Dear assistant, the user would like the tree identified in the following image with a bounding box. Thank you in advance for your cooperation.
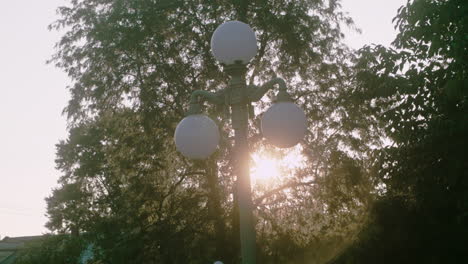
[332,0,468,263]
[47,0,381,263]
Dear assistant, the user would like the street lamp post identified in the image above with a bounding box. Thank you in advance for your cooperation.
[174,21,307,264]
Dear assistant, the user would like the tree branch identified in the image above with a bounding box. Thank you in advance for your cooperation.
[254,180,317,205]
[158,171,206,211]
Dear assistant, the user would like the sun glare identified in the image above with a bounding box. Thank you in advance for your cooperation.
[251,154,280,185]
[250,147,306,186]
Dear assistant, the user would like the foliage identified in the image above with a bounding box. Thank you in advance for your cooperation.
[331,0,468,263]
[47,0,381,263]
[14,235,86,264]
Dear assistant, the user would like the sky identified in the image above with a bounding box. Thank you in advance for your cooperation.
[0,0,69,238]
[0,0,407,238]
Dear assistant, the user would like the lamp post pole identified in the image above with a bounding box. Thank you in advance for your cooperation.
[226,64,256,264]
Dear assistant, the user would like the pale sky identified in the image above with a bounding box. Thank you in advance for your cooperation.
[0,0,406,238]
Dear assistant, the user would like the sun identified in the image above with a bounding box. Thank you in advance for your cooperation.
[250,146,306,186]
[251,153,281,185]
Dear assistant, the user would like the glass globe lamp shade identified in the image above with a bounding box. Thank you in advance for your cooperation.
[174,114,220,159]
[261,102,307,148]
[211,20,257,65]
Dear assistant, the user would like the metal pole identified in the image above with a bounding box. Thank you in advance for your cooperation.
[226,63,256,264]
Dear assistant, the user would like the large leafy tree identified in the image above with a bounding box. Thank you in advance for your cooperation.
[47,0,381,263]
[332,0,468,263]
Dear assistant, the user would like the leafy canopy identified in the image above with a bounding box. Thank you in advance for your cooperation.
[45,0,382,263]
[333,0,468,263]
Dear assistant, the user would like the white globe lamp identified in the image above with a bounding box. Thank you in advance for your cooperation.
[261,102,307,148]
[211,21,257,65]
[174,114,220,159]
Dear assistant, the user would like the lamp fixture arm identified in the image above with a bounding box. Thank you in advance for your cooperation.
[187,90,224,115]
[248,77,292,102]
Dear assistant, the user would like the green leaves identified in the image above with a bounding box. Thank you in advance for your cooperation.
[15,235,87,264]
[332,1,468,263]
[47,0,381,262]
[444,79,467,102]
